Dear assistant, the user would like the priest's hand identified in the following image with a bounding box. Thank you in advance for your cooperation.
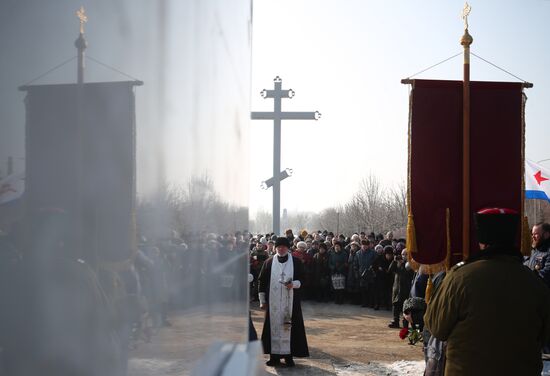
[285,281,294,290]
[260,303,268,310]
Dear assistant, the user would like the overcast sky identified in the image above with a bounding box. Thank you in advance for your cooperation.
[250,0,550,216]
[1,1,549,219]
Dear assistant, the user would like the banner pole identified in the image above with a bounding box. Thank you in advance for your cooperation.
[461,3,473,261]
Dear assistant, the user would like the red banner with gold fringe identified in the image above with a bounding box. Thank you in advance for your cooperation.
[407,79,524,268]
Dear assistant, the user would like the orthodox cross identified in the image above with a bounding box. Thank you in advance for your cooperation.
[462,2,471,30]
[251,77,320,235]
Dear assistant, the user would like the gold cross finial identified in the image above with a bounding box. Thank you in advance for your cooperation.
[462,2,472,30]
[76,6,88,34]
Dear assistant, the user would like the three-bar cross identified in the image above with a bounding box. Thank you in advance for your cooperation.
[251,77,320,235]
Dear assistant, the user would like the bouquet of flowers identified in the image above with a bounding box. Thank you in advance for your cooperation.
[399,327,423,345]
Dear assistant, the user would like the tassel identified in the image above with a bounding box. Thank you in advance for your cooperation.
[425,275,433,304]
[407,211,418,253]
[521,216,531,256]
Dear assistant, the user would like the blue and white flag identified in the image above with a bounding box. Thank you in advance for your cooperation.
[0,172,24,205]
[525,159,550,202]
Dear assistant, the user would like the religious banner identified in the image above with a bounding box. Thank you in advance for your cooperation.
[407,79,525,268]
[21,81,140,263]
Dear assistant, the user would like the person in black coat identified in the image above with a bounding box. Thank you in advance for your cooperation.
[372,245,393,310]
[387,248,415,328]
[258,237,309,367]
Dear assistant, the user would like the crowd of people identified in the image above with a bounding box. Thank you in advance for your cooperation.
[0,213,252,376]
[249,218,550,375]
[0,222,420,373]
[2,211,550,375]
[249,228,414,329]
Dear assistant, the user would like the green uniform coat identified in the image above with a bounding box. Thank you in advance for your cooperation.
[424,246,550,376]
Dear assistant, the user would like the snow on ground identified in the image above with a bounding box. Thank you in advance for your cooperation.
[265,359,424,375]
[336,360,550,376]
[129,358,550,375]
[128,358,189,376]
[333,360,424,376]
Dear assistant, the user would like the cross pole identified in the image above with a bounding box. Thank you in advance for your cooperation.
[75,6,88,84]
[251,76,320,235]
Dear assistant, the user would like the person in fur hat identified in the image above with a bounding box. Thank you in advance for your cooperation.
[425,208,550,376]
[258,237,309,367]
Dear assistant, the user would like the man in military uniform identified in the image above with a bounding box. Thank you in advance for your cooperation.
[425,208,550,376]
[525,222,550,288]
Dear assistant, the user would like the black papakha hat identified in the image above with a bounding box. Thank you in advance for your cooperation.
[275,236,291,248]
[474,207,519,246]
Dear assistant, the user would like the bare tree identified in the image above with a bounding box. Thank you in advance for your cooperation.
[316,207,341,234]
[137,174,248,238]
[249,210,273,234]
[344,174,384,232]
[313,176,407,235]
[286,211,312,233]
[144,173,408,239]
[386,181,407,230]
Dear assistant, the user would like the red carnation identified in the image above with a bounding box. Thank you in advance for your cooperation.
[399,327,409,340]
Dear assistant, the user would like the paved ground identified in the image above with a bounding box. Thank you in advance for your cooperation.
[252,300,424,375]
[128,301,425,375]
[129,304,247,376]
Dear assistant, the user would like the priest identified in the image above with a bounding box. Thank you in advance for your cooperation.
[258,236,309,367]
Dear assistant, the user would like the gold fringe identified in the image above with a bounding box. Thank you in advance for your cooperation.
[407,208,452,274]
[408,255,448,275]
[404,82,449,275]
[521,216,532,256]
[425,275,434,304]
[407,211,418,253]
[446,208,451,270]
[406,247,420,271]
[406,83,414,253]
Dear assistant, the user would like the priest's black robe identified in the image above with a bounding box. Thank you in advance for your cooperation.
[258,255,309,357]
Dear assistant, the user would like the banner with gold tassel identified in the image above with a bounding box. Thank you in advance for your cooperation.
[404,79,526,269]
[403,3,528,271]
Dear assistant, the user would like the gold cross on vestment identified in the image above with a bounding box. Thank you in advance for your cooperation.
[462,2,472,30]
[76,6,88,34]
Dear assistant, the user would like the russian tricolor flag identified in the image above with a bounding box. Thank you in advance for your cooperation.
[525,159,550,202]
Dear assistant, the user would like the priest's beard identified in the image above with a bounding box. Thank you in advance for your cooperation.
[276,249,288,257]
